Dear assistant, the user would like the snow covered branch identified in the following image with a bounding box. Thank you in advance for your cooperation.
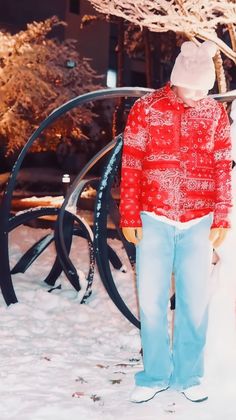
[89,0,236,61]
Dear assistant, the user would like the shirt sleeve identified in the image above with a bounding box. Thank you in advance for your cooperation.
[119,98,148,227]
[212,103,232,229]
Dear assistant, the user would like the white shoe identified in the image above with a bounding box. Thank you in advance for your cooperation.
[130,385,168,403]
[182,384,208,402]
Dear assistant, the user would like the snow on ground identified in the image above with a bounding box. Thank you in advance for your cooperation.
[0,214,235,420]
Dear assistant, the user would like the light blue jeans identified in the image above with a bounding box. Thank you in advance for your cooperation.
[135,212,213,391]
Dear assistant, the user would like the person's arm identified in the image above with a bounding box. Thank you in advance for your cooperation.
[210,103,232,247]
[119,98,148,233]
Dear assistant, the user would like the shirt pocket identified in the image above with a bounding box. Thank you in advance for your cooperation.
[148,110,176,151]
[188,117,216,153]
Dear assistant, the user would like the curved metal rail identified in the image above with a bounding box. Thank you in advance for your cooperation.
[8,207,94,302]
[93,135,139,328]
[0,87,153,305]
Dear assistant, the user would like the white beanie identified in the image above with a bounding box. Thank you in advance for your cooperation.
[170,41,217,91]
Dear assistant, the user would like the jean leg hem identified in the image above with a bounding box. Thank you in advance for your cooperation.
[135,372,171,389]
[169,377,201,391]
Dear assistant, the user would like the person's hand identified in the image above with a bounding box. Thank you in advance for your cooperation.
[209,228,229,248]
[122,227,143,245]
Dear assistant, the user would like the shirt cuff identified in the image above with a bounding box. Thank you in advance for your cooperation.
[211,212,231,229]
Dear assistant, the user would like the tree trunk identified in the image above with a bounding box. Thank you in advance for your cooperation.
[214,50,227,93]
[112,17,125,137]
[227,24,236,52]
[117,17,125,87]
[143,28,153,88]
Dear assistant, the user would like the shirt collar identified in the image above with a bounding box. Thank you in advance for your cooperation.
[164,82,183,105]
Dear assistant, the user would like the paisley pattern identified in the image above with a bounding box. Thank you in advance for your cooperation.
[120,83,232,228]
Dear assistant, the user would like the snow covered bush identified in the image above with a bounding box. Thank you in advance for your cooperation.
[0,16,101,156]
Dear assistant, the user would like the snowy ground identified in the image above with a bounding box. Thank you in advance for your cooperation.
[0,219,235,420]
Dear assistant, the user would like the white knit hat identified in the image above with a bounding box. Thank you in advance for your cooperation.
[170,41,217,91]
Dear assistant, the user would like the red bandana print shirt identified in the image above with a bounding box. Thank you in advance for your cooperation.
[120,83,232,229]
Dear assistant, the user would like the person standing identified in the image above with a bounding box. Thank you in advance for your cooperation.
[119,41,232,403]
